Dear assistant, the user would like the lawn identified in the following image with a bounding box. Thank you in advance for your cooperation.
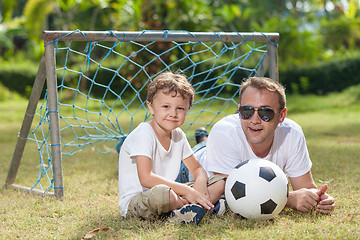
[1,86,360,239]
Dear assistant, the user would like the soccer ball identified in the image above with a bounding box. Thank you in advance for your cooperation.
[224,159,288,220]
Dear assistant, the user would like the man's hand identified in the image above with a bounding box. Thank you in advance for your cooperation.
[287,187,320,212]
[315,184,335,214]
[287,184,335,213]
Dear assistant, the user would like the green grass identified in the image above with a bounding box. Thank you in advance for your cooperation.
[1,86,360,239]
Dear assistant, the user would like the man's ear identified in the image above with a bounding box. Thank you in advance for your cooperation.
[146,101,154,115]
[279,107,287,123]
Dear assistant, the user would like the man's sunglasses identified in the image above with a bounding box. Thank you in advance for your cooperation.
[239,106,276,122]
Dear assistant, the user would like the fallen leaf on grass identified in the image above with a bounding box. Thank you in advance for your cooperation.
[98,194,117,204]
[82,226,110,239]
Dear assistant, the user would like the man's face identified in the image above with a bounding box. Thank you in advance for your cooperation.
[239,86,287,155]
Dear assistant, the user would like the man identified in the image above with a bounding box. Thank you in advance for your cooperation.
[197,76,335,214]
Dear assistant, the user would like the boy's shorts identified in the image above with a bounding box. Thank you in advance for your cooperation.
[127,175,225,220]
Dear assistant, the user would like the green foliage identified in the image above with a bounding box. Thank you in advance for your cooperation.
[281,54,360,94]
[56,0,113,30]
[321,15,360,51]
[0,26,27,58]
[0,31,14,50]
[2,0,360,92]
[252,14,317,67]
[214,4,241,23]
[109,0,216,31]
[0,81,22,102]
[1,0,16,22]
[0,83,11,101]
[0,56,39,97]
[22,0,57,38]
[3,49,360,98]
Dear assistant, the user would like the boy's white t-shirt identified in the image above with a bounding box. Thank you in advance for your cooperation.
[118,122,193,217]
[200,114,312,178]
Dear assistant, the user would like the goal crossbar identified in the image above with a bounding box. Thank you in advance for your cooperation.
[42,30,279,43]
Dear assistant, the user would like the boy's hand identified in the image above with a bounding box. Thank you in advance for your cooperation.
[184,186,214,210]
[192,179,211,201]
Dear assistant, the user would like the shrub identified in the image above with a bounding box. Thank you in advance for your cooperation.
[0,60,38,98]
[0,82,22,102]
[2,55,360,97]
[280,56,360,94]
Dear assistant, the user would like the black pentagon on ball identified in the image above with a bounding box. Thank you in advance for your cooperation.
[231,181,246,200]
[260,199,277,214]
[259,166,276,182]
[235,160,249,169]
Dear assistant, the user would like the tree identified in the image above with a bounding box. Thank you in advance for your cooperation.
[2,0,360,68]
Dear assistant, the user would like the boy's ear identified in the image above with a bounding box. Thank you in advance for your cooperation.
[146,101,154,115]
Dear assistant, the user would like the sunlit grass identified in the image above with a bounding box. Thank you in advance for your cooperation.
[286,83,360,113]
[1,85,360,239]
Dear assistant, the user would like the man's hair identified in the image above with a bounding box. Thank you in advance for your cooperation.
[239,77,286,109]
[147,72,195,107]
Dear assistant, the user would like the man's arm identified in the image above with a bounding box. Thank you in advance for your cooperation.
[287,170,335,213]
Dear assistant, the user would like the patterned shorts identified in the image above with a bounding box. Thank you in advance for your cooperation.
[127,175,225,220]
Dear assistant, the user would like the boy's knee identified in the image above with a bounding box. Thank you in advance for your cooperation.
[128,184,171,220]
[168,188,186,210]
[147,184,171,213]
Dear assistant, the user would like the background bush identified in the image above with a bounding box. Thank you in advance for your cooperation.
[0,59,38,98]
[2,54,360,97]
[280,55,360,94]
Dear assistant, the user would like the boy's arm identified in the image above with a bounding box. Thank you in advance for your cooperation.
[182,154,210,199]
[136,155,213,210]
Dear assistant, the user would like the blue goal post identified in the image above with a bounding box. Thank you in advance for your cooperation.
[5,30,279,199]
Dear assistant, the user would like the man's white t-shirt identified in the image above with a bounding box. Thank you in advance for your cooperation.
[118,122,193,217]
[197,114,312,178]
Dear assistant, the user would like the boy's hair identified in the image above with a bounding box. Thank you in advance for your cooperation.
[147,72,195,107]
[239,77,286,109]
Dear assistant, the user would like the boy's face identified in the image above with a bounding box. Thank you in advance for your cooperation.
[147,90,190,133]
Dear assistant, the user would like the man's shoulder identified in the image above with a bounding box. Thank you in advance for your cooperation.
[214,114,239,128]
[278,118,304,135]
[210,114,242,137]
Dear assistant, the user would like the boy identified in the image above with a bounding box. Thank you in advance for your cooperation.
[118,72,225,224]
